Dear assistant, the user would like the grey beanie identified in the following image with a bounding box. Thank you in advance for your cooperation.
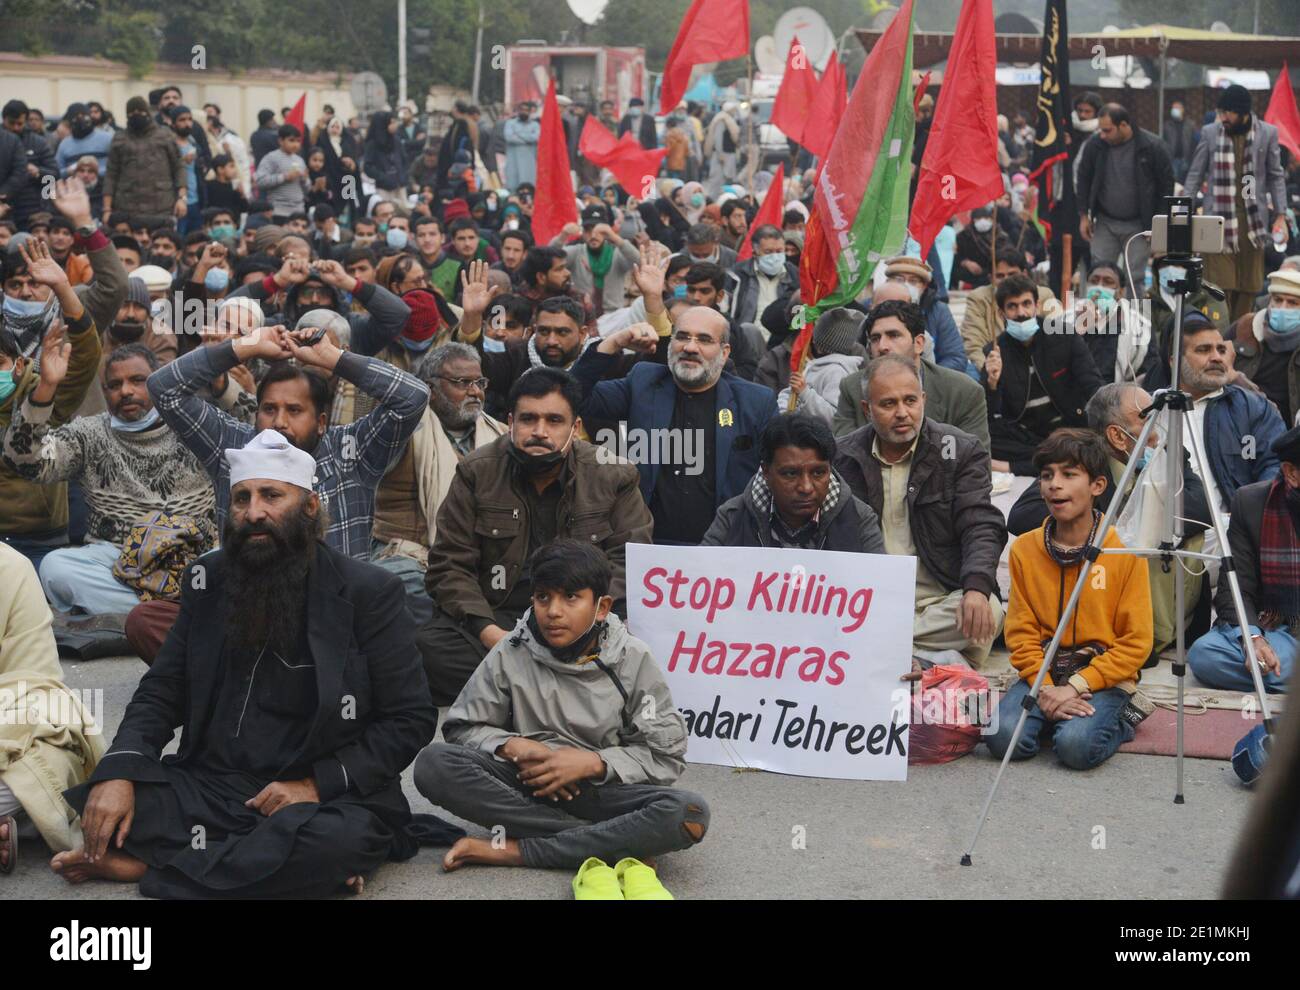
[812,307,866,357]
[125,277,150,309]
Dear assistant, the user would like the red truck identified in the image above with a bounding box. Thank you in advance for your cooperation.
[504,43,647,113]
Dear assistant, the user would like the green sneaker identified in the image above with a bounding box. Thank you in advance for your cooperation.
[572,857,623,900]
[614,857,673,900]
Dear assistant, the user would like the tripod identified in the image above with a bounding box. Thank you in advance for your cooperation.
[960,253,1277,866]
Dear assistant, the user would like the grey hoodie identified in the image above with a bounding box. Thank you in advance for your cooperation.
[442,613,688,786]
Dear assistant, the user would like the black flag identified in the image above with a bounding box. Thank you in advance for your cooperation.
[1028,0,1072,252]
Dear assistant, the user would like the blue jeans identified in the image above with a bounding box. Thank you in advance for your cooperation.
[1187,623,1295,694]
[39,542,142,615]
[177,200,202,235]
[1,531,69,574]
[985,677,1136,770]
[368,540,433,627]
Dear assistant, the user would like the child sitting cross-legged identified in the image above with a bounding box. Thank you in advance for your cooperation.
[985,428,1153,770]
[414,538,708,895]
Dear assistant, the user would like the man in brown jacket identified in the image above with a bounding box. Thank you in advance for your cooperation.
[418,366,654,706]
[101,96,186,227]
[834,356,1007,670]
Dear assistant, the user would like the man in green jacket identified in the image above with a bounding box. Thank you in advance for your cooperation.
[834,299,990,451]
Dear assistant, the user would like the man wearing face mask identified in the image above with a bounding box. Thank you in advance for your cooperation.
[56,103,111,177]
[726,224,798,328]
[1163,100,1196,185]
[1146,255,1229,365]
[618,97,658,151]
[982,273,1104,476]
[1187,426,1300,693]
[1007,382,1211,659]
[1229,268,1300,427]
[76,277,177,417]
[417,367,653,706]
[676,222,736,270]
[227,256,411,359]
[2,100,60,229]
[1,236,109,569]
[103,96,186,227]
[2,342,215,616]
[1183,85,1291,323]
[503,102,540,192]
[1070,262,1159,385]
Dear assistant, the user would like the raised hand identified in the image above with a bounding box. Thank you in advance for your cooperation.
[632,242,669,298]
[19,238,69,289]
[314,259,355,291]
[37,321,71,388]
[274,255,310,288]
[459,259,501,316]
[51,177,93,227]
[233,324,293,363]
[283,326,343,370]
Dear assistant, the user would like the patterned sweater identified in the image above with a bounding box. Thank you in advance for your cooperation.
[2,400,215,547]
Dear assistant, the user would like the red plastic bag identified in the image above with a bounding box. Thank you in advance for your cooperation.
[908,664,991,765]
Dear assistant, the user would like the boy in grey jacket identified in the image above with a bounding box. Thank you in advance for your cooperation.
[253,125,310,220]
[414,539,709,872]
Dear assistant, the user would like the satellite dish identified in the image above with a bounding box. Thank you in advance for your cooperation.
[754,36,783,75]
[350,72,388,115]
[566,0,608,25]
[774,7,836,72]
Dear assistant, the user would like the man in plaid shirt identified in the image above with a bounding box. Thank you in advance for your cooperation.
[124,325,428,661]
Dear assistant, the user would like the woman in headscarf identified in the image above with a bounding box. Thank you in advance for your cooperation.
[679,180,707,225]
[363,111,407,206]
[317,116,361,224]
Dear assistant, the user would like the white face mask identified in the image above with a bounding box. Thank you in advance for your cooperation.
[973,218,993,234]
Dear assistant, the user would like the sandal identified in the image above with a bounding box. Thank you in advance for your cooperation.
[0,815,16,875]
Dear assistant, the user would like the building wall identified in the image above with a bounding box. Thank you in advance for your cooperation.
[0,53,357,137]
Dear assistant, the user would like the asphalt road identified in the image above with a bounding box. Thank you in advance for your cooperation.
[5,654,1251,900]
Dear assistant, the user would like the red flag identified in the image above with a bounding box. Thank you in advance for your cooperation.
[801,54,846,159]
[578,116,667,198]
[907,0,1002,258]
[284,93,307,139]
[736,162,785,261]
[771,37,819,147]
[1265,62,1300,159]
[660,0,750,114]
[532,79,578,246]
[790,203,838,373]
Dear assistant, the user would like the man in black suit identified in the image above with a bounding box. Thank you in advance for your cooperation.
[52,429,453,898]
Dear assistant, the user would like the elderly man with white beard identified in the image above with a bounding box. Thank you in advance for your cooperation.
[370,342,507,625]
[570,306,778,545]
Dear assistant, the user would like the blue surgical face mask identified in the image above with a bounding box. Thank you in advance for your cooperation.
[482,334,507,353]
[1122,429,1152,471]
[204,267,230,293]
[1005,316,1039,342]
[671,284,688,300]
[1086,284,1117,315]
[386,227,408,250]
[690,193,704,209]
[0,369,16,404]
[1269,306,1300,334]
[3,294,53,318]
[209,224,236,241]
[756,252,786,277]
[1159,266,1186,292]
[109,405,161,433]
[399,334,434,353]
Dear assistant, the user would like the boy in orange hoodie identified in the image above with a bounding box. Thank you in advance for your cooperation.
[986,429,1153,769]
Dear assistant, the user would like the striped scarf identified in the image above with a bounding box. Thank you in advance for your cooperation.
[1258,479,1300,627]
[1210,122,1268,252]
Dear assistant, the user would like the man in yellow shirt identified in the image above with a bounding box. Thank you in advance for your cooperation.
[985,428,1153,769]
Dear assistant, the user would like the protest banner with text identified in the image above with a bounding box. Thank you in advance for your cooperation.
[627,544,916,781]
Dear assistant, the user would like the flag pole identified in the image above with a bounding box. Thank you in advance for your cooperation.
[746,51,757,194]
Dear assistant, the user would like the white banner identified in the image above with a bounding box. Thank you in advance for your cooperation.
[626,543,916,781]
